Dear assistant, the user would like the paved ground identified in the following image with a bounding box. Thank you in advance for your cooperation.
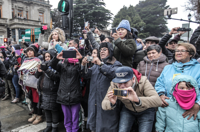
[0,99,90,132]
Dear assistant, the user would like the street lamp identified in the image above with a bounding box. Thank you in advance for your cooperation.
[188,13,191,42]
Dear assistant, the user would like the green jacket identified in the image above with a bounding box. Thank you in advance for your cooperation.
[113,38,136,67]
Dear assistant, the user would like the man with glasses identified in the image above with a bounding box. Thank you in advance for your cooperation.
[159,27,186,64]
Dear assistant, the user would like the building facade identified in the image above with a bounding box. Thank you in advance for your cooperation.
[0,0,51,44]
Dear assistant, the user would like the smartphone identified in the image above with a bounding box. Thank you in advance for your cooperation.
[63,50,76,58]
[177,28,191,31]
[42,25,48,30]
[87,56,93,62]
[80,40,85,45]
[85,22,89,28]
[113,88,128,97]
[112,28,117,34]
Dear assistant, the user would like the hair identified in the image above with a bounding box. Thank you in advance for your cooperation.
[125,31,133,39]
[48,28,65,43]
[92,48,100,58]
[147,44,161,53]
[176,43,196,58]
[179,81,194,88]
[106,37,113,43]
[74,39,79,48]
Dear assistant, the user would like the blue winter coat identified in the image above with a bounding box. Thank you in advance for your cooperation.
[155,59,200,104]
[156,75,200,132]
[81,57,122,132]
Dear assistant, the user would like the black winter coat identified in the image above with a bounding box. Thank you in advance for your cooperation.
[50,57,82,106]
[35,68,60,111]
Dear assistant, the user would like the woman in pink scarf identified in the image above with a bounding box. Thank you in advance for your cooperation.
[156,75,200,132]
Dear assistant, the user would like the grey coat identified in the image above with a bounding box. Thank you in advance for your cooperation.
[81,57,122,132]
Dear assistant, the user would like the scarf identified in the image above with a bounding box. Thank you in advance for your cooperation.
[173,84,196,110]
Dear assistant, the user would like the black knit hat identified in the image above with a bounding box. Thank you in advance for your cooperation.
[26,43,39,56]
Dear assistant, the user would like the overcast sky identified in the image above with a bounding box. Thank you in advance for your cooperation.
[49,0,199,31]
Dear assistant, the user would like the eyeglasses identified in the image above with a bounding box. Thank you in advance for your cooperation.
[175,50,189,53]
[100,48,108,52]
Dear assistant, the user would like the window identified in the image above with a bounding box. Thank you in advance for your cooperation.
[26,11,28,19]
[0,6,2,18]
[0,35,4,44]
[12,8,15,18]
[39,13,44,23]
[18,10,23,18]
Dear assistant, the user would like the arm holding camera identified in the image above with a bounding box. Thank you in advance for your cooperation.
[86,26,100,49]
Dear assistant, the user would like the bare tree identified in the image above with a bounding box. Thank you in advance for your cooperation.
[185,0,200,21]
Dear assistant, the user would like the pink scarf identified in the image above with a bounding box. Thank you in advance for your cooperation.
[173,84,196,110]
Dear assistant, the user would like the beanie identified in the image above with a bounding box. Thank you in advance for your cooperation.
[26,43,39,56]
[116,20,131,32]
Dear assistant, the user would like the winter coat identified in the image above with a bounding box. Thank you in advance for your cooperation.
[50,57,82,106]
[38,33,68,50]
[156,75,200,132]
[0,60,7,77]
[113,38,137,67]
[159,34,180,63]
[35,67,60,111]
[155,59,200,104]
[190,26,200,55]
[132,49,147,69]
[81,57,122,132]
[102,69,162,113]
[137,54,168,87]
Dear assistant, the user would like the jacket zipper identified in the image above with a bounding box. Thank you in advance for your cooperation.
[147,63,153,80]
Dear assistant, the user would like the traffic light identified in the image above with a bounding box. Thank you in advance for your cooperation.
[58,0,69,13]
[4,38,7,43]
[7,28,12,38]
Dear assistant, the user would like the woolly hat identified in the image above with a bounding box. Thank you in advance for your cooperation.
[116,20,131,32]
[26,43,39,56]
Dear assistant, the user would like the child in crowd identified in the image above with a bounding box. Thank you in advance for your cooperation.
[156,75,200,132]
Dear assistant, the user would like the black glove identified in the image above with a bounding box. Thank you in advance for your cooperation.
[40,63,48,71]
[40,27,45,34]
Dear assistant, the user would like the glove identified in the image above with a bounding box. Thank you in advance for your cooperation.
[40,63,48,71]
[40,27,45,34]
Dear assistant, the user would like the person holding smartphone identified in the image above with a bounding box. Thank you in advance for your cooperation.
[112,20,137,68]
[102,66,162,132]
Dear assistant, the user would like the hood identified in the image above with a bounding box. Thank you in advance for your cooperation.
[43,49,57,61]
[143,53,167,63]
[172,59,199,72]
[170,75,199,97]
[132,68,142,83]
[12,44,21,50]
[99,42,114,63]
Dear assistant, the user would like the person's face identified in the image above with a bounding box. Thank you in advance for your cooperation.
[45,53,51,61]
[167,41,177,50]
[52,32,59,41]
[117,28,127,39]
[100,47,109,59]
[68,40,75,48]
[102,38,110,43]
[147,49,161,61]
[146,41,156,48]
[92,49,98,58]
[175,46,192,63]
[117,77,135,89]
[27,50,34,58]
[178,82,193,90]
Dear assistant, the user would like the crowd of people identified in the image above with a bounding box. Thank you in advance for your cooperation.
[1,19,200,132]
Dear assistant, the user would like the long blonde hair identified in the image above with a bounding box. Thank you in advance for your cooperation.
[48,28,65,43]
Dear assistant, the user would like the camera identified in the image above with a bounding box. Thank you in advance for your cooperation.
[113,88,128,97]
[87,56,93,62]
[40,61,50,70]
